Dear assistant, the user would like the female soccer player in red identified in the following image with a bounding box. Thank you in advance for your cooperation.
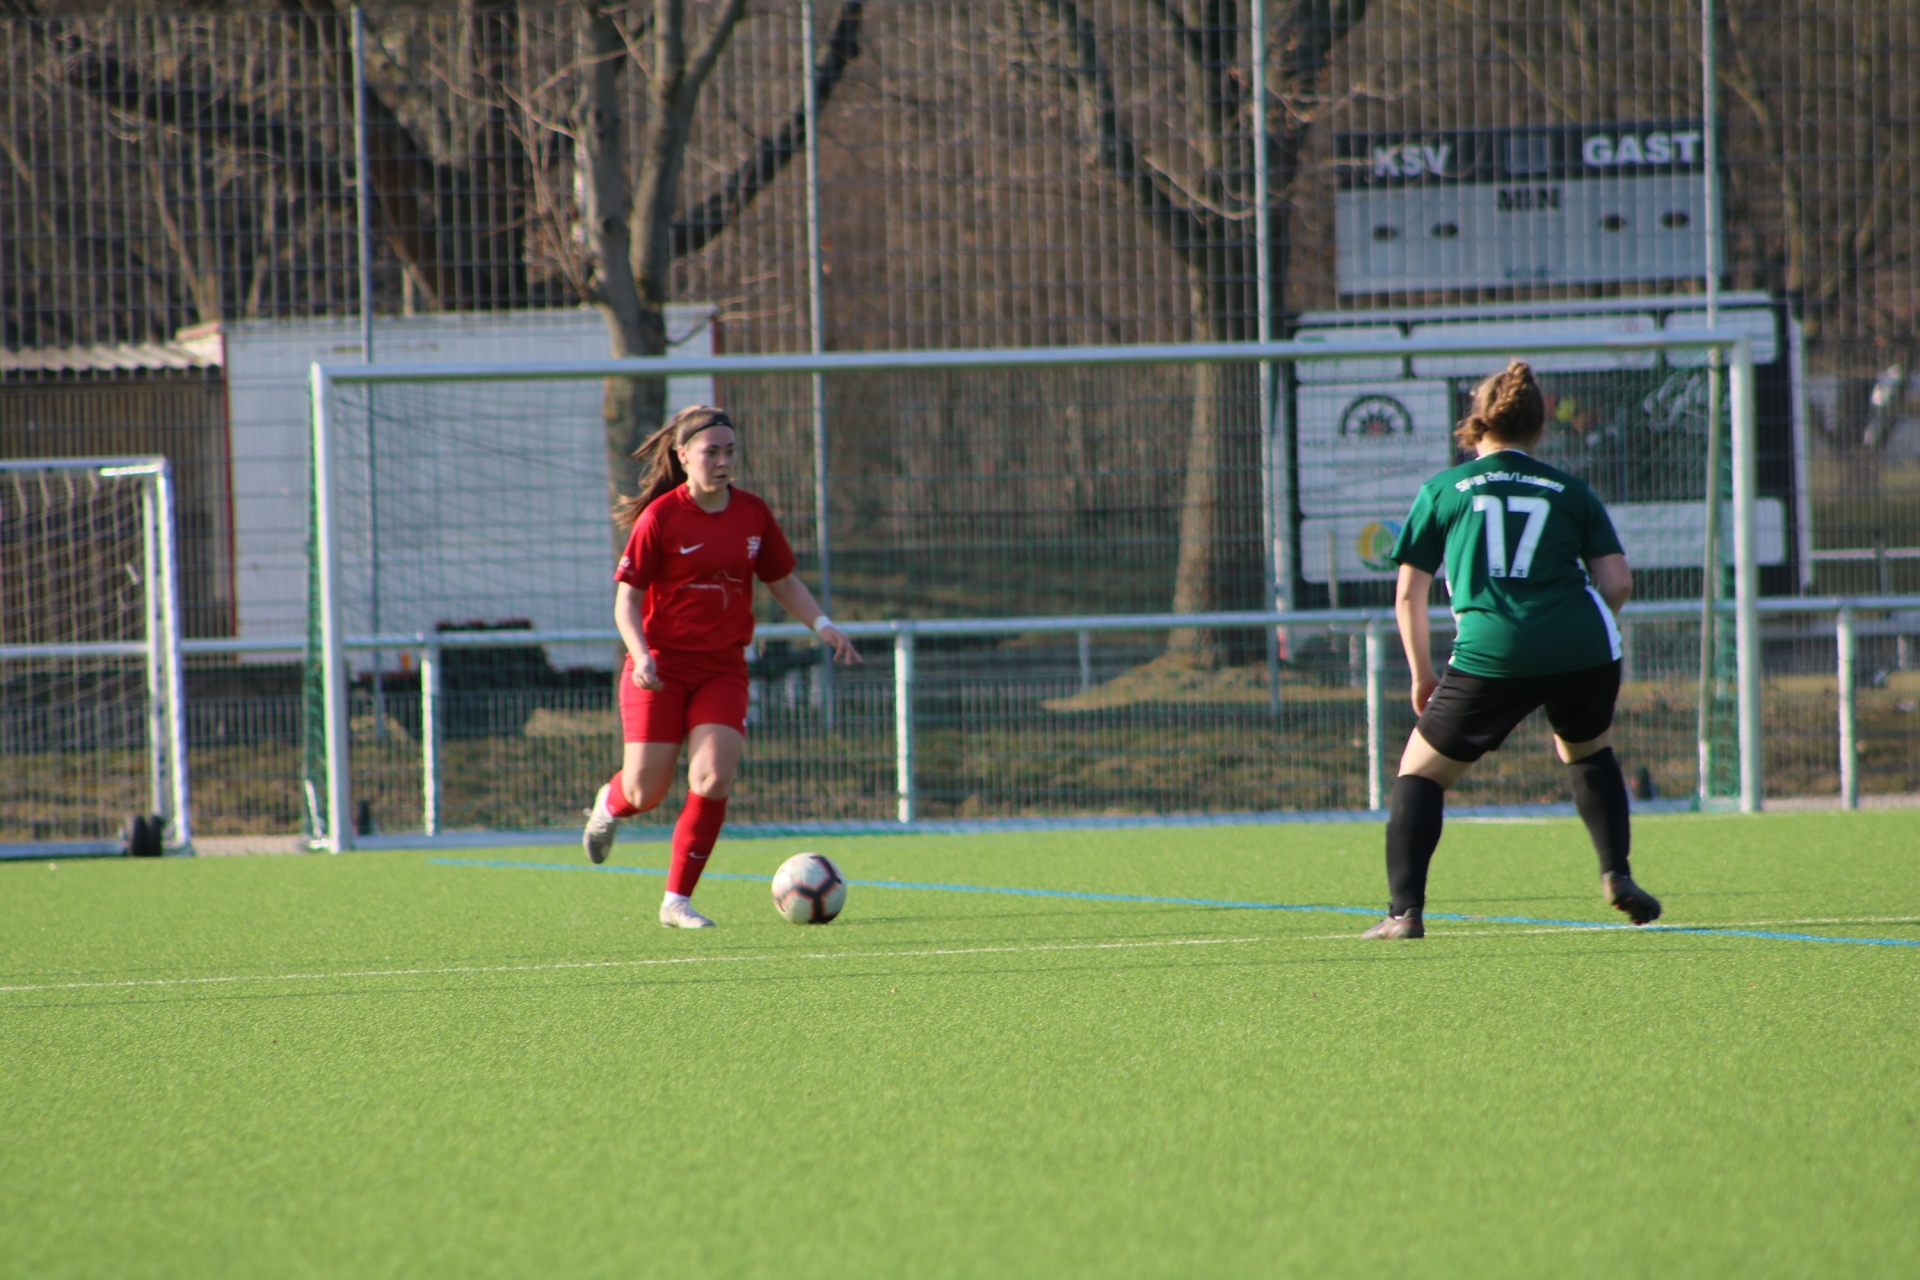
[1362,360,1661,939]
[581,405,859,928]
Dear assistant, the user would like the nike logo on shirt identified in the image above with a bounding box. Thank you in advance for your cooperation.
[679,544,704,555]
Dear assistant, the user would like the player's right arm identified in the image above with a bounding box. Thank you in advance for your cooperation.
[1396,564,1439,714]
[615,506,665,691]
[615,582,660,690]
[1389,483,1448,713]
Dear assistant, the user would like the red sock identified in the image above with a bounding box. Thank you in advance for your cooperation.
[666,793,728,896]
[604,772,641,818]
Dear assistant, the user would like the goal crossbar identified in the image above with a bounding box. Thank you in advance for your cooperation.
[312,329,1747,386]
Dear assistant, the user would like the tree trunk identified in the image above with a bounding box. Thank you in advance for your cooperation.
[1167,285,1264,667]
[1168,360,1227,662]
[589,0,862,521]
[574,3,672,521]
[1027,0,1367,666]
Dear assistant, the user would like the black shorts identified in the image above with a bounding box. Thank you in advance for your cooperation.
[1415,661,1621,763]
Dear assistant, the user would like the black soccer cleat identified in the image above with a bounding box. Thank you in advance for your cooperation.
[1360,909,1424,940]
[1602,873,1663,925]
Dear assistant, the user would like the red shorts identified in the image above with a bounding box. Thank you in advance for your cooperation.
[620,648,750,744]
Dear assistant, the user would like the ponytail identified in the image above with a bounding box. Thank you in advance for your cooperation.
[1455,360,1546,451]
[613,405,734,528]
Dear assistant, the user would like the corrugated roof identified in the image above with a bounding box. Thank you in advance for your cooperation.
[0,332,223,374]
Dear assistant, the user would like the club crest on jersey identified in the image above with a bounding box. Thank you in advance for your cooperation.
[747,536,762,559]
[1339,394,1413,438]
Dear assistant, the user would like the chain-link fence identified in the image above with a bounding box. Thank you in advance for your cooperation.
[3,3,1917,833]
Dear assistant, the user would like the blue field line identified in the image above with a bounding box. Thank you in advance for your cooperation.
[428,858,1920,948]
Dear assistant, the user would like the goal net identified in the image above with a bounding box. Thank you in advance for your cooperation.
[306,333,1761,845]
[0,459,190,856]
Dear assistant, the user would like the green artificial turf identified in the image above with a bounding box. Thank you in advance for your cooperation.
[3,811,1917,1278]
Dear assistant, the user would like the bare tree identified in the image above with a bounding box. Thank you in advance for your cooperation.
[334,0,864,510]
[31,0,864,514]
[566,1,863,506]
[1026,0,1370,664]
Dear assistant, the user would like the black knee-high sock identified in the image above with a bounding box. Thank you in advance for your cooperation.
[1386,775,1446,915]
[1567,747,1632,879]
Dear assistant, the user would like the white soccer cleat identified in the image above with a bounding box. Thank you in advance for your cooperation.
[659,898,716,929]
[583,783,619,865]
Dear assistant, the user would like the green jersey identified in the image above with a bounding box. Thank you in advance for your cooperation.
[1390,450,1624,679]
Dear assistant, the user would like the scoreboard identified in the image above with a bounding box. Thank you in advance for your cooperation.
[1334,121,1721,294]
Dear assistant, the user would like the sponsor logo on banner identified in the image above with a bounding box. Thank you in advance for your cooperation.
[1339,395,1414,438]
[1357,521,1401,573]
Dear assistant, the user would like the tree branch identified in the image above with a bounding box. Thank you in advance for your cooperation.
[672,0,865,259]
[1267,0,1372,191]
[1140,0,1209,66]
[685,0,750,99]
[1029,0,1212,267]
[574,1,644,347]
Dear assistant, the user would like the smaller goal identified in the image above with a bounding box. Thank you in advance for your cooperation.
[0,458,191,857]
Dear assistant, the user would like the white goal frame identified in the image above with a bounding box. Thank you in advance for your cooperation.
[0,457,192,856]
[309,332,1760,850]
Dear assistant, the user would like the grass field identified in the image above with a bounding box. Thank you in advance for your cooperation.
[4,811,1917,1278]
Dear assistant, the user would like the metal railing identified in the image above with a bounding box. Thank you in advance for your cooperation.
[210,593,1914,850]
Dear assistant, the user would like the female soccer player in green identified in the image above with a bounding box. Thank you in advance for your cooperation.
[1362,360,1662,939]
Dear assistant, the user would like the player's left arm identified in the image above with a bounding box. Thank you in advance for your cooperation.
[1587,554,1631,615]
[764,574,863,665]
[1581,487,1632,615]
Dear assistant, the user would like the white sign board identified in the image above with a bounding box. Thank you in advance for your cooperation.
[218,307,713,668]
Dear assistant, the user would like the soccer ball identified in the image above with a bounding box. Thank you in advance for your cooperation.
[771,852,847,924]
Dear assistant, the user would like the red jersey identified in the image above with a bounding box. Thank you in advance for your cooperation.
[615,486,797,650]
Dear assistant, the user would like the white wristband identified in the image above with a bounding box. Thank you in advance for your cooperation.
[810,615,834,635]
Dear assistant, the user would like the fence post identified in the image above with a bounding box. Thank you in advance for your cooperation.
[1730,337,1763,812]
[895,628,915,824]
[421,644,441,836]
[153,463,191,849]
[802,0,834,735]
[140,479,166,826]
[1077,629,1092,692]
[1837,608,1857,811]
[312,364,352,853]
[1365,618,1385,811]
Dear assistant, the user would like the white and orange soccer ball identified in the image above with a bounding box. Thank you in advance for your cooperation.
[770,852,847,924]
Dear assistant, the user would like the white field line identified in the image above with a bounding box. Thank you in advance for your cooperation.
[798,936,1261,963]
[0,936,1264,997]
[0,953,770,995]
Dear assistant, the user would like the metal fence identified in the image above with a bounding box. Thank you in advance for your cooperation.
[4,2,1919,836]
[189,594,1920,849]
[4,5,1916,544]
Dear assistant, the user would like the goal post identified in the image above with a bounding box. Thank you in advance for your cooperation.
[0,457,192,857]
[306,332,1760,850]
